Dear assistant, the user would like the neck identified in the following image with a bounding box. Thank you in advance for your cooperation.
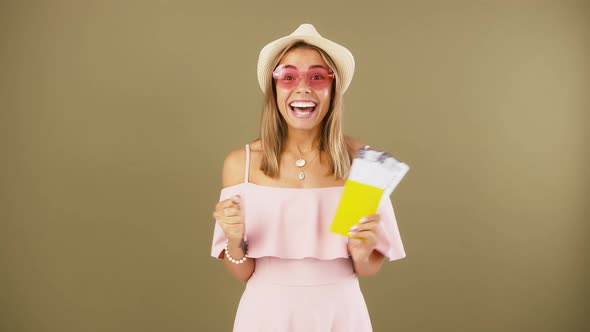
[285,129,321,155]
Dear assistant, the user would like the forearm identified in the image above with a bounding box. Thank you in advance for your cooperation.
[222,238,255,283]
[352,250,385,276]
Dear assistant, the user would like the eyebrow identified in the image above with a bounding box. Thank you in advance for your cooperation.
[282,64,328,70]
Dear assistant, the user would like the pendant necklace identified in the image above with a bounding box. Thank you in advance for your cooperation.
[292,149,320,180]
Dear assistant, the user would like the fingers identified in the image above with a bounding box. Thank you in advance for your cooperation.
[215,195,241,210]
[214,196,241,215]
[212,195,242,224]
[213,207,238,218]
[358,214,380,224]
[350,214,381,232]
[348,214,381,241]
[349,230,378,244]
[213,208,242,223]
[223,207,239,217]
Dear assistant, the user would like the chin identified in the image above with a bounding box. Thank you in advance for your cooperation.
[287,116,323,130]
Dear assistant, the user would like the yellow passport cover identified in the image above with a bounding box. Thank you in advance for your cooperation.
[330,179,385,237]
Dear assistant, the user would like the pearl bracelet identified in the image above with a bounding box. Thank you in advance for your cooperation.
[224,239,248,264]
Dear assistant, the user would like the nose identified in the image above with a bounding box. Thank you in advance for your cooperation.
[294,75,311,93]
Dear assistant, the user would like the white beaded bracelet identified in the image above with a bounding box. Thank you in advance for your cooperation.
[224,239,248,264]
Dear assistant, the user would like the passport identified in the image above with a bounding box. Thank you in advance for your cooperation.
[330,146,410,237]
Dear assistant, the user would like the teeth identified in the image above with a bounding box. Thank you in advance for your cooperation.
[290,101,317,108]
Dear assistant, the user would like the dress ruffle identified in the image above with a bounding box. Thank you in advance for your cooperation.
[211,182,405,261]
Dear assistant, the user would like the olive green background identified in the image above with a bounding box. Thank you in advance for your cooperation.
[1,1,588,331]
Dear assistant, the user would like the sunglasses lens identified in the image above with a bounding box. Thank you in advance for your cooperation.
[273,67,300,89]
[307,68,332,89]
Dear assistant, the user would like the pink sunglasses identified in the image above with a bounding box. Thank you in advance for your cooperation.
[272,64,334,90]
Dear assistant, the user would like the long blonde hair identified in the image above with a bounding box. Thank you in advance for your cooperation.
[259,41,351,179]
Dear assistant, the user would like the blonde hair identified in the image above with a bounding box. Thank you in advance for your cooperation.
[259,41,351,179]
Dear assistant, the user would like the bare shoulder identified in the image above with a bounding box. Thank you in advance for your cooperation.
[221,146,247,188]
[343,135,367,158]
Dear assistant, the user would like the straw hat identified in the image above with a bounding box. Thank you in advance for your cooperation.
[257,23,355,94]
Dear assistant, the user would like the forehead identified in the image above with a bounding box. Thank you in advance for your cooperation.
[278,47,328,69]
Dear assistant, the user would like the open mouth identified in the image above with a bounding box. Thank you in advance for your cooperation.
[289,101,317,118]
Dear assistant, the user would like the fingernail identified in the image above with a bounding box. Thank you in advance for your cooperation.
[359,217,368,223]
[350,225,359,231]
[348,231,357,236]
[223,208,230,216]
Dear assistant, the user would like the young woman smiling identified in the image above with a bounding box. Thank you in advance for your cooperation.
[211,24,406,332]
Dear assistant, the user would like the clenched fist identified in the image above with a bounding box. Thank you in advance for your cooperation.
[213,195,244,242]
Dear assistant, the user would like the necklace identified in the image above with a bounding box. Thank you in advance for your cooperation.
[288,146,320,180]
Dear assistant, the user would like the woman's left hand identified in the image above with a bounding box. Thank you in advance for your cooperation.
[347,214,381,262]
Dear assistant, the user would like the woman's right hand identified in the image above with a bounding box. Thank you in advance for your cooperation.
[213,195,244,242]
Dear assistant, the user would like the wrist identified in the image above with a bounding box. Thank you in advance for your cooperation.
[227,237,243,248]
[224,238,249,264]
[351,252,370,264]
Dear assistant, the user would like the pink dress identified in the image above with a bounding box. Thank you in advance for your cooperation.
[211,144,405,332]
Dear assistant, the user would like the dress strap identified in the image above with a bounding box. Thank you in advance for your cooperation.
[244,144,251,183]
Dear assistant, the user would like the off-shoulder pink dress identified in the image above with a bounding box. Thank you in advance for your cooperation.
[211,144,405,332]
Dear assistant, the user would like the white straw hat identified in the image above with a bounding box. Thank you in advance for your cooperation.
[257,23,355,94]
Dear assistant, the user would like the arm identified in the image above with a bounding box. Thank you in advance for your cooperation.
[348,213,386,276]
[221,237,255,283]
[213,148,255,283]
[343,137,387,275]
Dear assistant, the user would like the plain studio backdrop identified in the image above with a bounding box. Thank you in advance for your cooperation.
[1,1,588,331]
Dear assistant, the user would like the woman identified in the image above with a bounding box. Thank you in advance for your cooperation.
[211,24,405,331]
